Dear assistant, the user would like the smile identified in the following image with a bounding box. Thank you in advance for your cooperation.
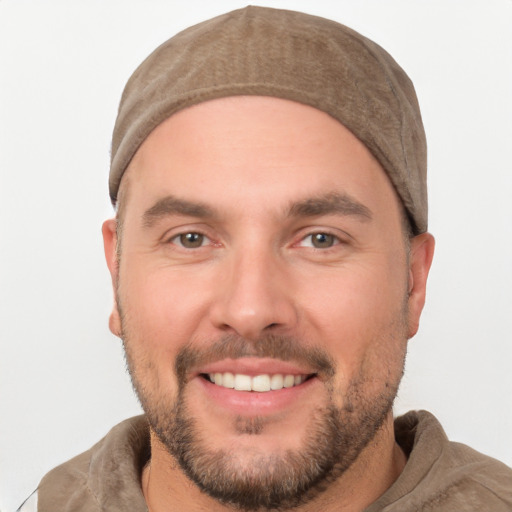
[204,372,310,392]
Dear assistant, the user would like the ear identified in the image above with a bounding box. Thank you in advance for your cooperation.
[102,219,122,338]
[407,232,435,338]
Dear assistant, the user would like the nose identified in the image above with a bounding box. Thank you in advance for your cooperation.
[209,248,298,340]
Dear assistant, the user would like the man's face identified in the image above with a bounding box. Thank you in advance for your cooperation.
[104,96,432,510]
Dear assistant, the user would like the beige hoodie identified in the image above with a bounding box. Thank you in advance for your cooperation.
[28,411,512,512]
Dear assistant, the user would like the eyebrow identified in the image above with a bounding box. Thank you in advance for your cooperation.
[142,191,372,228]
[142,196,217,228]
[287,192,372,221]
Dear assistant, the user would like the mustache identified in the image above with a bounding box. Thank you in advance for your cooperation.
[175,334,336,383]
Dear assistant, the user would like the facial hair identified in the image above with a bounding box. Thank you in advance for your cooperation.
[121,323,408,511]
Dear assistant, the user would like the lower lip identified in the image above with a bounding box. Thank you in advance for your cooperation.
[194,375,319,416]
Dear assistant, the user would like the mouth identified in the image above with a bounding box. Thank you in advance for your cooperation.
[191,358,322,415]
[201,372,315,392]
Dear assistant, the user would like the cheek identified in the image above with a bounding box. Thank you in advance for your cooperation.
[117,259,212,366]
[117,269,208,403]
[126,278,206,329]
[297,258,408,374]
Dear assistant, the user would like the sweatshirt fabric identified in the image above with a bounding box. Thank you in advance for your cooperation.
[23,410,512,511]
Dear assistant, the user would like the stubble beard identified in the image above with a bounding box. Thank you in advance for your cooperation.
[121,318,407,511]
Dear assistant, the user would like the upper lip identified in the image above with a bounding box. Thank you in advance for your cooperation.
[194,357,316,378]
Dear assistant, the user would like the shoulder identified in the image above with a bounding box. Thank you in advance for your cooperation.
[35,416,150,512]
[430,436,512,510]
[368,410,512,512]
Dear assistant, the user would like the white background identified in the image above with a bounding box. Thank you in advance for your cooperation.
[1,1,511,510]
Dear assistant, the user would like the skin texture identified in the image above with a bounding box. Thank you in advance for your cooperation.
[103,96,434,512]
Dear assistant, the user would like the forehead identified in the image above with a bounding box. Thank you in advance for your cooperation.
[121,96,402,224]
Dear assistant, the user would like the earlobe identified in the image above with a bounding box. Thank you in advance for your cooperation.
[102,219,122,338]
[407,232,435,338]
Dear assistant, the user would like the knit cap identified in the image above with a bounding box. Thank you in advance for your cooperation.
[110,6,427,233]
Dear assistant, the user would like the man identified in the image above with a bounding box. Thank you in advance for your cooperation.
[20,6,512,512]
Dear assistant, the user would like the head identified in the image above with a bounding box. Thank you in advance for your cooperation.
[103,7,434,511]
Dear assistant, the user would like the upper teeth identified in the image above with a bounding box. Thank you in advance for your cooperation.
[207,372,306,392]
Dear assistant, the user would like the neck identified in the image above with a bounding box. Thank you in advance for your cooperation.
[142,412,406,512]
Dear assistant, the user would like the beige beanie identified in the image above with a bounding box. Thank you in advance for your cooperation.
[110,6,427,233]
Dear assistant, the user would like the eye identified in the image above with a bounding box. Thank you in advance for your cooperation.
[300,232,339,249]
[171,232,208,249]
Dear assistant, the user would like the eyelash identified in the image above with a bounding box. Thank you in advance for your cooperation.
[296,232,342,250]
[165,230,344,251]
[167,232,212,249]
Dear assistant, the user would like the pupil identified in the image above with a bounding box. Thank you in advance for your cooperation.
[181,233,203,247]
[313,233,333,248]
